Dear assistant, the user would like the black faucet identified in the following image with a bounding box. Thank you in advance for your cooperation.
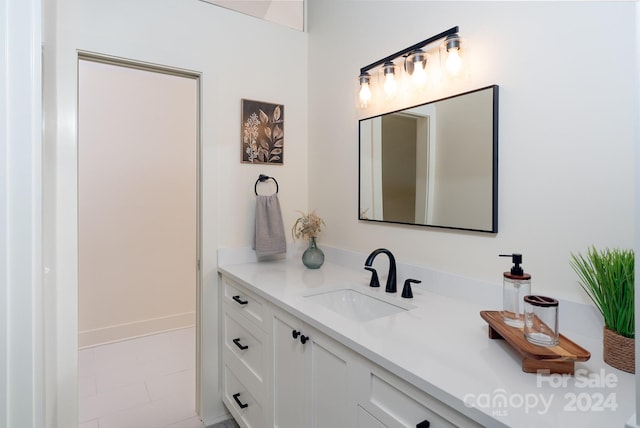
[364,248,397,293]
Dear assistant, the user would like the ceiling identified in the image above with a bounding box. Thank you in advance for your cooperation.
[200,0,304,31]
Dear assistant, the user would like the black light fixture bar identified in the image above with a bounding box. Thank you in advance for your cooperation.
[359,26,459,75]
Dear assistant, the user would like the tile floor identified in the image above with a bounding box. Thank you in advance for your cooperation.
[79,327,207,428]
[208,421,239,428]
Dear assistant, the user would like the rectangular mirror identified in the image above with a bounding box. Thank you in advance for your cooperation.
[359,85,498,233]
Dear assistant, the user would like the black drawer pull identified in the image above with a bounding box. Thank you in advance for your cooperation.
[292,330,301,339]
[300,334,309,344]
[416,420,430,428]
[233,338,249,350]
[232,295,248,305]
[233,392,248,409]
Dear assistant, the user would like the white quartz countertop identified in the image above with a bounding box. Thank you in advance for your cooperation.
[218,257,635,427]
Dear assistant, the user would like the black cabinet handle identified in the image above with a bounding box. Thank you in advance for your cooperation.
[232,338,248,350]
[416,420,430,428]
[232,392,248,409]
[292,330,301,339]
[232,295,248,305]
[300,334,309,344]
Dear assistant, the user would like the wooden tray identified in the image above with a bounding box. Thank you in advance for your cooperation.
[480,310,590,375]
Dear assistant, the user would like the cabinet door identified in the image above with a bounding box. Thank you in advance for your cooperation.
[308,328,353,428]
[272,309,309,428]
[272,308,356,428]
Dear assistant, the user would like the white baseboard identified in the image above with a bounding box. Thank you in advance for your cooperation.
[78,311,196,348]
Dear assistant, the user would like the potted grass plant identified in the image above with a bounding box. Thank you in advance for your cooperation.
[570,247,635,373]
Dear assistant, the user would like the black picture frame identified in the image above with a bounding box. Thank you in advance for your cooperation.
[241,99,284,165]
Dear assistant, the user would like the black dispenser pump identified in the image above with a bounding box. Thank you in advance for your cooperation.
[499,253,531,327]
[499,253,524,276]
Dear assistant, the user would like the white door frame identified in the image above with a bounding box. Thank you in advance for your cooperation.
[79,50,204,416]
[56,50,204,427]
[2,0,44,426]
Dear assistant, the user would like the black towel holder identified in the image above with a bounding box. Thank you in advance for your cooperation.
[254,174,279,195]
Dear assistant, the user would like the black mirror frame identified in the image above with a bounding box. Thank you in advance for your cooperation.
[358,85,499,233]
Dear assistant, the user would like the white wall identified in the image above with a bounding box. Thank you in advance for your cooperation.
[47,0,308,426]
[308,1,637,303]
[78,60,198,347]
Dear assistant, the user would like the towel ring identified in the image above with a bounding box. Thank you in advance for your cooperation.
[254,174,279,195]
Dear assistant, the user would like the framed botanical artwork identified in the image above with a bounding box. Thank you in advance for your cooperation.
[241,99,284,164]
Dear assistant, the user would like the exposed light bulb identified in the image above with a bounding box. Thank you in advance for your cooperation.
[446,48,462,75]
[384,73,396,96]
[409,49,428,87]
[382,62,396,97]
[358,72,372,108]
[412,60,427,86]
[359,81,372,106]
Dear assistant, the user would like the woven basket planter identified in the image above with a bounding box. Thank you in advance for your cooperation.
[603,327,635,374]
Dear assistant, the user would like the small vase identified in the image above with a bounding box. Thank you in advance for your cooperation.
[302,237,324,269]
[603,327,635,373]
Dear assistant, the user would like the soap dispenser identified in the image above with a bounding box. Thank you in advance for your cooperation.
[499,253,531,327]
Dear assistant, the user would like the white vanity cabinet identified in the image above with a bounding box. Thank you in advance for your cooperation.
[220,273,481,428]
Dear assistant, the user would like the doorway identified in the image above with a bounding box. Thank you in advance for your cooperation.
[77,55,201,426]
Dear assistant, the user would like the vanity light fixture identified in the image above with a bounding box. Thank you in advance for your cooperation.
[357,26,464,108]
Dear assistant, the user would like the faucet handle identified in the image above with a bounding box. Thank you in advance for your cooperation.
[364,267,380,288]
[402,279,421,298]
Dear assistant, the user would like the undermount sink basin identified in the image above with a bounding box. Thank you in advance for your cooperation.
[303,289,408,322]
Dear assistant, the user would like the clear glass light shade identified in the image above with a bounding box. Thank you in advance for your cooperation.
[359,82,372,105]
[409,50,428,87]
[441,34,466,78]
[383,69,397,96]
[445,48,462,75]
[411,60,427,86]
[358,73,372,108]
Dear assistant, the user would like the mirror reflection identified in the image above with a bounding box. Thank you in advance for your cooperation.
[359,85,498,233]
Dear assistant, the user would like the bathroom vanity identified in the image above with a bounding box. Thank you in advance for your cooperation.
[218,248,634,427]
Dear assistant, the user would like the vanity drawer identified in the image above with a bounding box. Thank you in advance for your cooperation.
[358,364,482,428]
[223,364,265,428]
[222,275,266,329]
[223,309,266,386]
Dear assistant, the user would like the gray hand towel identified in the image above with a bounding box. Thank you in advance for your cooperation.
[253,194,287,260]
